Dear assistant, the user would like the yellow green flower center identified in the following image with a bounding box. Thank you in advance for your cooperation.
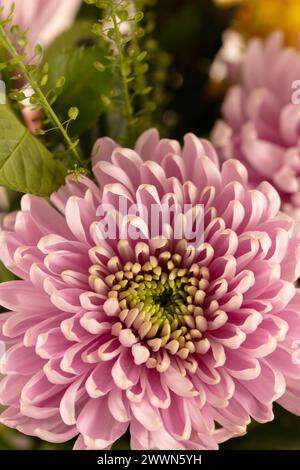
[102,251,213,360]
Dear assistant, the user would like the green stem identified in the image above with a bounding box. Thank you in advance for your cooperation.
[110,0,135,143]
[0,24,82,163]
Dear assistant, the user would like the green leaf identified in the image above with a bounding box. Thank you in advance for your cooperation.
[0,105,67,196]
[134,11,144,23]
[44,45,113,136]
[94,60,106,72]
[137,50,147,62]
[56,76,66,88]
[40,74,48,87]
[34,44,43,56]
[117,9,129,22]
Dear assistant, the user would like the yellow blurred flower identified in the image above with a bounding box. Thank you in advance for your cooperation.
[215,0,300,47]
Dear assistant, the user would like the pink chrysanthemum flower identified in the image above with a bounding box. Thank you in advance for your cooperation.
[1,130,300,450]
[212,32,300,220]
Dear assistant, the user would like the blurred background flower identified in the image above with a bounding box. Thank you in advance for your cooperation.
[212,32,300,220]
[215,0,300,47]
